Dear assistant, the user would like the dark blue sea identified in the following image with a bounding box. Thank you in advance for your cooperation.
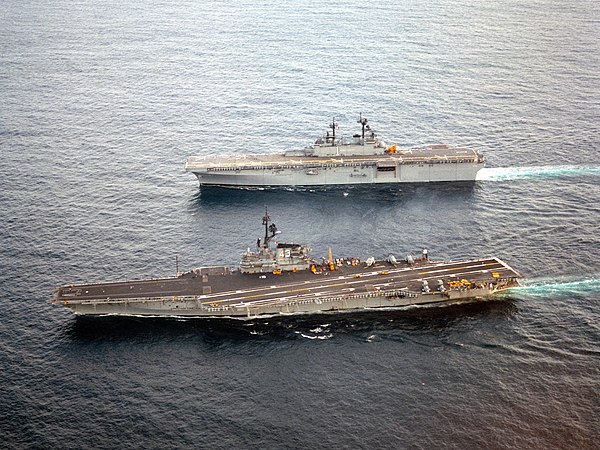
[1,0,599,448]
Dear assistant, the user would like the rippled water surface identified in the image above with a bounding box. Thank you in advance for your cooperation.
[1,0,599,448]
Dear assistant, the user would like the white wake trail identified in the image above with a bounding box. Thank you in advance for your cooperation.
[476,165,600,181]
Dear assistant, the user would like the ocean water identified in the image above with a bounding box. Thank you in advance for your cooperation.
[1,0,599,448]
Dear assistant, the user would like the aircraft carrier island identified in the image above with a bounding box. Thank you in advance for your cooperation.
[51,210,520,319]
[185,115,485,188]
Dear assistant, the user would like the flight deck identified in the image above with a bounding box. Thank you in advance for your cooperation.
[54,257,520,318]
[52,209,520,318]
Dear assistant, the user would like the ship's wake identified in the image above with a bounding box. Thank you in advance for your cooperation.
[504,276,600,298]
[476,165,600,181]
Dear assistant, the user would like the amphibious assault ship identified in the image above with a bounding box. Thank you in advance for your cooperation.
[51,210,520,319]
[185,115,485,188]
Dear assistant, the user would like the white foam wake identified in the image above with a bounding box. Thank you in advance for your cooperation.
[506,276,600,298]
[476,165,600,181]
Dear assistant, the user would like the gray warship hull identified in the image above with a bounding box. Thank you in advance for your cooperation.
[185,116,484,188]
[52,257,520,319]
[185,150,483,188]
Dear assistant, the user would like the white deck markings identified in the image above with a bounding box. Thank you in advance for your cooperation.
[63,258,511,304]
[203,260,507,306]
[198,259,498,303]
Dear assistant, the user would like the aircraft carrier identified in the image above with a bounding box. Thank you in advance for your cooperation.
[185,115,485,188]
[51,210,520,319]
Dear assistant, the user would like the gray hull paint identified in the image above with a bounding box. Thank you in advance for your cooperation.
[53,256,521,319]
[191,162,483,187]
[185,117,485,187]
[63,285,510,319]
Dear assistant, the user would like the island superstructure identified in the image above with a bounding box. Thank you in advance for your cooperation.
[185,115,485,188]
[51,210,520,319]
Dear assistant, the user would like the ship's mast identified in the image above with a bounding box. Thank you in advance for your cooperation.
[358,113,368,145]
[261,206,278,249]
[329,117,337,146]
[262,207,270,248]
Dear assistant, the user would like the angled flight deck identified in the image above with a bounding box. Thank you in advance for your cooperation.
[52,210,520,319]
